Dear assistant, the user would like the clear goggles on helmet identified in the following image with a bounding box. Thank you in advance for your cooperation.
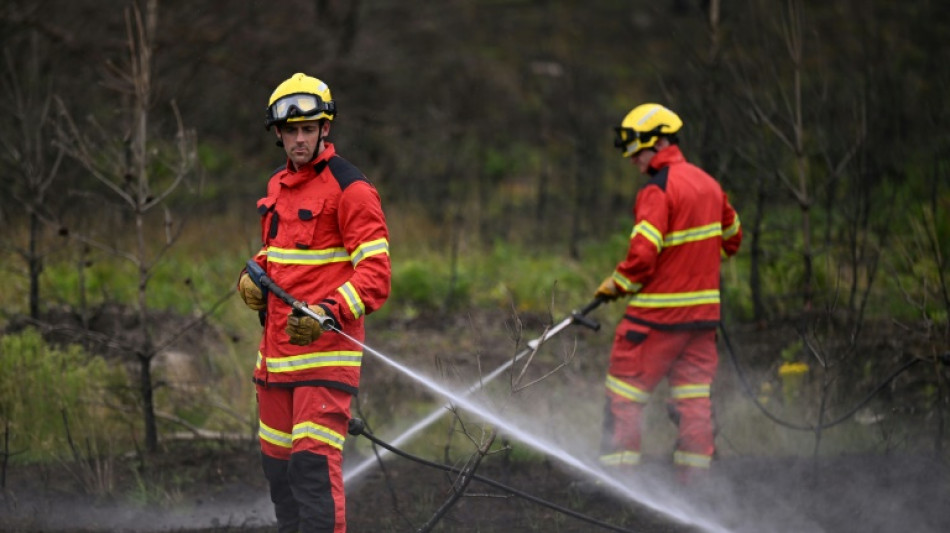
[613,126,658,155]
[267,93,335,126]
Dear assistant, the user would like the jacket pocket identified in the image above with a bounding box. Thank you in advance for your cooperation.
[624,329,649,345]
[293,198,325,249]
[257,197,277,244]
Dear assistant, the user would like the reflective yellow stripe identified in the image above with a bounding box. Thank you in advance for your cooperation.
[632,220,663,252]
[674,450,712,469]
[606,375,650,403]
[292,421,345,451]
[629,289,719,308]
[671,383,710,400]
[611,271,642,293]
[351,238,389,266]
[337,281,365,319]
[599,450,641,466]
[256,352,263,370]
[265,351,362,373]
[259,421,292,449]
[722,214,741,240]
[664,222,722,247]
[266,246,350,265]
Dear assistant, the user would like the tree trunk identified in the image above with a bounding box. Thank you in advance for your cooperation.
[28,210,41,319]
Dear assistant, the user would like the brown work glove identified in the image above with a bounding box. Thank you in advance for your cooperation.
[285,307,328,346]
[238,272,266,311]
[595,275,622,302]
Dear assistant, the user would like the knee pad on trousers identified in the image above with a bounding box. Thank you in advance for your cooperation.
[262,453,300,533]
[289,450,336,533]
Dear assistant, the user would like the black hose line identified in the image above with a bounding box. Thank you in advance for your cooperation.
[719,321,942,432]
[347,418,639,533]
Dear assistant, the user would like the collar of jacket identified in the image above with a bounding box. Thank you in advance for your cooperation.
[647,144,685,175]
[280,142,336,188]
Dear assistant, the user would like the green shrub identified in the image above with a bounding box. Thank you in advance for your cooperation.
[390,258,470,312]
[0,328,126,462]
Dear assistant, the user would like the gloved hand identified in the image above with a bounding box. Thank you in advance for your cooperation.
[285,307,328,346]
[595,275,622,301]
[238,272,266,311]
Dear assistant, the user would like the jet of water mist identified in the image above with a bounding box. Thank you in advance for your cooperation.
[334,328,732,533]
[344,319,570,485]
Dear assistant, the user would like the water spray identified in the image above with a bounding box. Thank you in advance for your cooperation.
[246,260,731,532]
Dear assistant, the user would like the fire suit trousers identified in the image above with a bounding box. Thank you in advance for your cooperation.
[600,325,717,479]
[257,384,351,533]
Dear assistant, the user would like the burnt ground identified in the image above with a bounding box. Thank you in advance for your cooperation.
[2,309,949,532]
[3,441,948,533]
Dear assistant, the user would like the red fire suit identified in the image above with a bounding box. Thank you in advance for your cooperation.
[599,145,741,482]
[247,142,391,532]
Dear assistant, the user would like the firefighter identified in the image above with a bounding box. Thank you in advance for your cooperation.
[237,73,391,532]
[595,103,742,484]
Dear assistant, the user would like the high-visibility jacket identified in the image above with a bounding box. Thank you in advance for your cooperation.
[610,145,741,329]
[249,142,391,393]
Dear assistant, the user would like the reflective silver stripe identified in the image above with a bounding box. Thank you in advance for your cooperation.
[606,375,650,403]
[722,214,741,240]
[628,290,719,308]
[611,271,642,293]
[599,450,641,466]
[259,421,292,449]
[674,450,711,469]
[671,383,711,400]
[292,421,345,450]
[337,281,365,319]
[350,238,389,266]
[266,246,351,265]
[636,105,663,127]
[632,220,663,252]
[663,222,722,247]
[265,351,362,373]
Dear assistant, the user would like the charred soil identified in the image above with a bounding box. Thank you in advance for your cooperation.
[2,309,949,532]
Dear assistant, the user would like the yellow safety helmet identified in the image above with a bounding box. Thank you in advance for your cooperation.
[265,73,336,130]
[613,103,682,157]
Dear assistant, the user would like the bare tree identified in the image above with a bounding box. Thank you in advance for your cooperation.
[0,33,64,320]
[746,0,816,309]
[54,0,197,452]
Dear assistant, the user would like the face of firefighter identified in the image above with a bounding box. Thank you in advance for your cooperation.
[630,136,671,175]
[275,120,330,169]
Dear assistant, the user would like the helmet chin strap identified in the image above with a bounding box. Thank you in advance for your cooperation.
[307,120,327,164]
